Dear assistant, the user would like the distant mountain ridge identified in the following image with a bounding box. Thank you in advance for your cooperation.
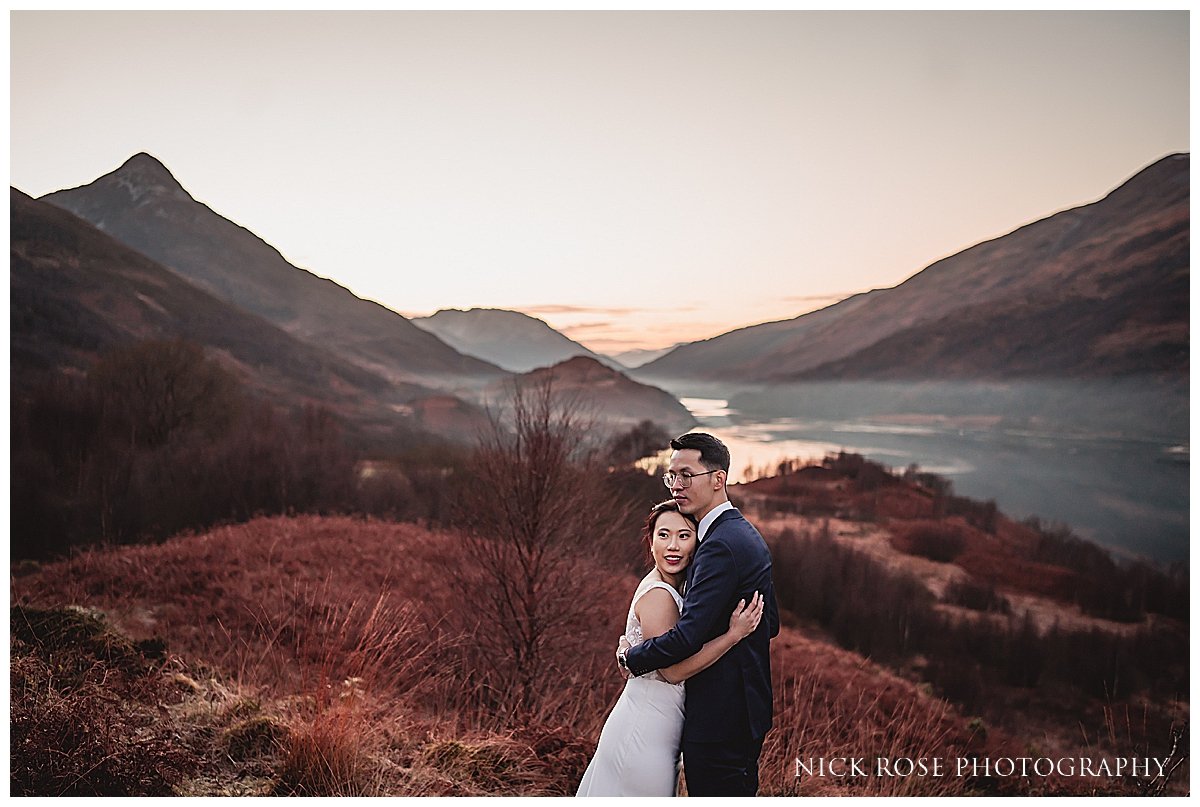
[638,291,876,379]
[608,345,680,369]
[10,188,426,430]
[24,153,700,440]
[411,308,623,373]
[639,154,1189,382]
[43,154,507,389]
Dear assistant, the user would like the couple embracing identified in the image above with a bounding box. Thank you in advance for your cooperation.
[578,433,779,797]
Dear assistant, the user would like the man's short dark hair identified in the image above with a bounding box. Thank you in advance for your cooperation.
[670,432,731,473]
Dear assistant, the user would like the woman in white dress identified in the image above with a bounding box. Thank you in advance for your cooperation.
[577,500,764,797]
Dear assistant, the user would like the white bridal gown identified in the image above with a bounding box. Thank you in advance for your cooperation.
[577,577,685,797]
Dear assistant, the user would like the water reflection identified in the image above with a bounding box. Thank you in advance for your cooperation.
[671,396,1187,563]
[678,398,843,481]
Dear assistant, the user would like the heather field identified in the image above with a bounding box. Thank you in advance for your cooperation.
[12,516,632,795]
[11,506,1188,796]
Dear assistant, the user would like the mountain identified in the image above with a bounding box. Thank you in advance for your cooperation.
[635,292,875,380]
[639,154,1189,382]
[411,308,623,373]
[485,356,696,434]
[607,345,680,369]
[10,188,431,430]
[42,154,507,389]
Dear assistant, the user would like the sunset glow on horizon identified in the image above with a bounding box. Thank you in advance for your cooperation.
[11,11,1188,353]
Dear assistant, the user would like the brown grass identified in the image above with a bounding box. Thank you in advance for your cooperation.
[890,519,969,563]
[10,604,199,796]
[13,511,1187,795]
[12,515,635,795]
[759,630,981,796]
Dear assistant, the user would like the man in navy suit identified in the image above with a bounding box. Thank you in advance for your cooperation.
[617,432,780,796]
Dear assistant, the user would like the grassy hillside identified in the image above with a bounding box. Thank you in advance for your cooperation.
[12,506,1187,795]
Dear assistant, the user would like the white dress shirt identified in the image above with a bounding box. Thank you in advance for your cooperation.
[697,500,735,542]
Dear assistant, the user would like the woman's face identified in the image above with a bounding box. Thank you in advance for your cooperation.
[650,510,696,579]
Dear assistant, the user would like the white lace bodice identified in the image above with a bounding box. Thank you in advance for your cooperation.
[625,575,685,686]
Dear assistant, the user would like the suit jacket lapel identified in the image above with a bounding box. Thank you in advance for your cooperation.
[706,507,740,536]
[683,508,739,606]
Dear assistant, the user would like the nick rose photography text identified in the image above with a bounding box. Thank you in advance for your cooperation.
[795,757,1174,779]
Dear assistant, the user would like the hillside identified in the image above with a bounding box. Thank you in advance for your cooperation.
[412,308,623,373]
[486,356,697,434]
[11,488,1186,795]
[42,154,507,389]
[4,515,991,796]
[637,291,875,381]
[640,154,1188,382]
[10,188,427,421]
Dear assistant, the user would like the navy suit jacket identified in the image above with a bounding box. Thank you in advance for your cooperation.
[625,507,779,743]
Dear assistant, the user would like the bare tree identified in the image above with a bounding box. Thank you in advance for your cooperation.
[88,337,240,449]
[455,374,626,722]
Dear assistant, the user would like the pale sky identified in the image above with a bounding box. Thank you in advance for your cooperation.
[10,11,1189,353]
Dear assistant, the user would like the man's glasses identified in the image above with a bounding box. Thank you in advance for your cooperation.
[662,470,720,488]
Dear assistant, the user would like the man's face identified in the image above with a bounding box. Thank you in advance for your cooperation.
[667,448,724,518]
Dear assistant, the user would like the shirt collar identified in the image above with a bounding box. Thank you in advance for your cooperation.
[697,501,735,542]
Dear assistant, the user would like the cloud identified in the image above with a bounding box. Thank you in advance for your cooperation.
[577,337,640,349]
[572,335,682,352]
[558,321,618,334]
[519,303,699,316]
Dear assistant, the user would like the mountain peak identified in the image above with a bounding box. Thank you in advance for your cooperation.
[412,307,625,373]
[526,355,621,380]
[493,354,695,432]
[554,355,610,372]
[107,152,191,204]
[120,151,171,172]
[429,307,539,323]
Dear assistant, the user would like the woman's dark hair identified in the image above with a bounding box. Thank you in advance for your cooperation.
[670,432,731,473]
[640,499,699,565]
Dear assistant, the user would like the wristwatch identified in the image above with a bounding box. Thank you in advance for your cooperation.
[617,648,630,674]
